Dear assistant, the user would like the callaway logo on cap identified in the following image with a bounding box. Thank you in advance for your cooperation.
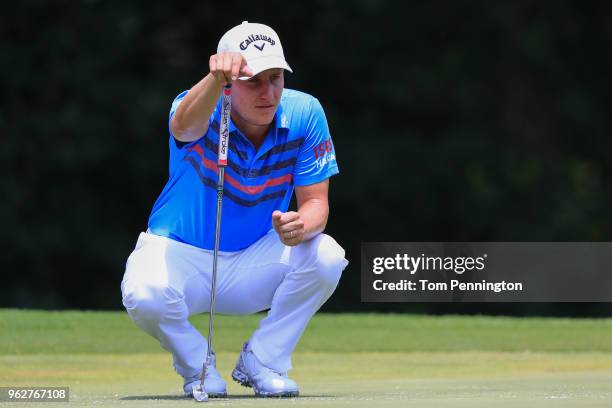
[217,21,293,79]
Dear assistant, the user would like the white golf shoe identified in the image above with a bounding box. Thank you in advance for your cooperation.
[183,352,227,398]
[232,342,299,398]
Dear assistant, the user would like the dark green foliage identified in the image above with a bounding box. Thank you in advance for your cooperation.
[3,1,612,313]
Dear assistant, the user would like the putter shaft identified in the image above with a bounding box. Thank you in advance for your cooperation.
[197,84,232,400]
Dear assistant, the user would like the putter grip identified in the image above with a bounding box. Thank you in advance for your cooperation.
[217,84,232,166]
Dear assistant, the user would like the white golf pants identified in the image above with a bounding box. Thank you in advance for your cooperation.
[121,230,348,380]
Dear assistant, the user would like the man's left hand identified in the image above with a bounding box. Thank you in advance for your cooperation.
[272,210,305,246]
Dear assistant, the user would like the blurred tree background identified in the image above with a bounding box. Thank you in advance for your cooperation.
[3,0,612,314]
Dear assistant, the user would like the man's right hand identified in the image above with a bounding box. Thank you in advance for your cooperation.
[209,52,254,84]
[171,52,253,143]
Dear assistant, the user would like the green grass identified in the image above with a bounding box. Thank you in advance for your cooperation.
[1,310,612,407]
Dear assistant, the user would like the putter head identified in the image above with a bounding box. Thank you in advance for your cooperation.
[192,384,208,402]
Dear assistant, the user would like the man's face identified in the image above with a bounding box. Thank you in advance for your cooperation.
[232,68,284,127]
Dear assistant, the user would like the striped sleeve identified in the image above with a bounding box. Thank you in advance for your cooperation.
[293,98,339,186]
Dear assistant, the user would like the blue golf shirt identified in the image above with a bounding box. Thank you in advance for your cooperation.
[147,88,340,251]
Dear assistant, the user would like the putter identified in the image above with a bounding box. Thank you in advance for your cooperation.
[193,83,232,403]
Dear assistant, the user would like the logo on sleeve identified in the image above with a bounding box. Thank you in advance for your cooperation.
[313,139,336,169]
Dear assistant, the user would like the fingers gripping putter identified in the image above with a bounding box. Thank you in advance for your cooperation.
[193,84,232,402]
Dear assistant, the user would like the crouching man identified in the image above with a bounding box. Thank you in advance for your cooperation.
[120,21,348,398]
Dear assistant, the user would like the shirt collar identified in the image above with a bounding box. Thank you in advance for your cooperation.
[274,103,290,129]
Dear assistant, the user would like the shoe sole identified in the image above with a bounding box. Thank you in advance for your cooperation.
[185,392,227,398]
[184,391,227,399]
[232,368,299,398]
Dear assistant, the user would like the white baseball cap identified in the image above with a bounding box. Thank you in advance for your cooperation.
[217,21,292,79]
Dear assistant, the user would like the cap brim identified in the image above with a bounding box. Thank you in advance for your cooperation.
[238,55,292,80]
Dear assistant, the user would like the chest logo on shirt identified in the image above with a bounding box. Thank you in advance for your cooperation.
[313,139,336,169]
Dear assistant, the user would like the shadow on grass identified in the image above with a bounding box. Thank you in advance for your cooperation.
[121,395,187,401]
[121,394,331,401]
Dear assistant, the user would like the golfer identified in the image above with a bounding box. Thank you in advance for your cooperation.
[120,21,348,398]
